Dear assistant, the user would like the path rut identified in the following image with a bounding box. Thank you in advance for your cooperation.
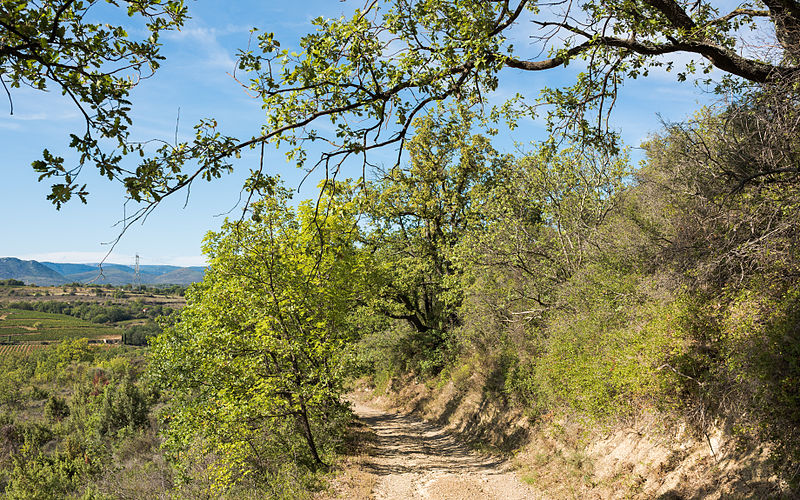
[351,399,544,500]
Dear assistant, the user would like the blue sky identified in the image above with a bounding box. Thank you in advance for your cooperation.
[0,1,719,267]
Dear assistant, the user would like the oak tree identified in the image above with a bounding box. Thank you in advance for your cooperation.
[366,107,510,337]
[56,0,800,215]
[0,0,186,207]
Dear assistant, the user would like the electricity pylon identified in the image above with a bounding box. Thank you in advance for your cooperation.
[135,254,141,291]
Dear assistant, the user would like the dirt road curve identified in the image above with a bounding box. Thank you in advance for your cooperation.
[351,399,544,500]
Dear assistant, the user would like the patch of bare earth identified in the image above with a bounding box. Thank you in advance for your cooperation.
[321,372,791,499]
[97,335,122,341]
[328,394,543,500]
[385,374,789,498]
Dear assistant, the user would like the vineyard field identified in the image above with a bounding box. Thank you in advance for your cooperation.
[0,344,43,355]
[0,308,119,343]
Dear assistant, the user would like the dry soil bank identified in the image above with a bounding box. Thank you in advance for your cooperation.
[323,376,789,499]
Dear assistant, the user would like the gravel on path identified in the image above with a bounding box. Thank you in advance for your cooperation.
[351,398,545,500]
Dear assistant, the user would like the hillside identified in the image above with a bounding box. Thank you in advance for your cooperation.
[39,262,97,276]
[1,257,205,285]
[152,268,205,284]
[0,258,67,286]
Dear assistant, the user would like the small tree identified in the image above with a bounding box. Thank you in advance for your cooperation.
[149,181,369,487]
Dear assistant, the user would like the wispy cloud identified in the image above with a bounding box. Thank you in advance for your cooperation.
[0,121,21,130]
[159,255,208,267]
[167,23,239,71]
[16,252,206,267]
[0,105,80,127]
[17,251,135,264]
[5,112,50,121]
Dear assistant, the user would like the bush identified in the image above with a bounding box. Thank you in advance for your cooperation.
[97,377,150,436]
[44,396,70,422]
[122,323,160,346]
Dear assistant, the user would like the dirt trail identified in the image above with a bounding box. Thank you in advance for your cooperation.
[350,398,544,500]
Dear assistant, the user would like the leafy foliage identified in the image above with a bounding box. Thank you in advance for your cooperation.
[0,0,187,207]
[6,2,800,495]
[356,90,800,488]
[149,181,371,491]
[360,107,511,373]
[0,341,168,499]
[15,0,800,218]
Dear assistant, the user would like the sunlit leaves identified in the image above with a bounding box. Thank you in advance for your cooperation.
[19,0,799,217]
[0,0,186,207]
[364,106,511,344]
[149,181,370,485]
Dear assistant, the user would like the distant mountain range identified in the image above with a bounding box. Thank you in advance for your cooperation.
[0,257,205,286]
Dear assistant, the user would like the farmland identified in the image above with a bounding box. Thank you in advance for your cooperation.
[0,283,186,307]
[0,308,120,343]
[0,284,186,349]
[0,284,186,498]
[0,343,41,355]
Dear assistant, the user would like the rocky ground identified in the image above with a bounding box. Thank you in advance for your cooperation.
[323,394,543,500]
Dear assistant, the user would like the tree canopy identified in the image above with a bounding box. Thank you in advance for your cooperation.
[6,2,800,495]
[0,0,186,207]
[365,107,510,335]
[15,0,799,214]
[149,180,371,486]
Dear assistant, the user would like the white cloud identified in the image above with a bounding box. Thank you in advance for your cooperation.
[0,121,21,130]
[0,103,80,129]
[5,112,49,121]
[158,255,208,267]
[17,251,135,264]
[16,252,206,268]
[167,24,238,71]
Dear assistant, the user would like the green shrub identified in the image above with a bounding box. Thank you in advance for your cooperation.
[122,323,161,346]
[45,396,70,422]
[97,377,149,436]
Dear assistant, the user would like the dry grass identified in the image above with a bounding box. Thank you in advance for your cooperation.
[316,418,379,500]
[512,429,597,500]
[510,415,790,499]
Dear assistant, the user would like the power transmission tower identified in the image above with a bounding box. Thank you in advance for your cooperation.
[135,254,141,291]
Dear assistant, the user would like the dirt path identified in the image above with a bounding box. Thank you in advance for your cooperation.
[350,398,544,500]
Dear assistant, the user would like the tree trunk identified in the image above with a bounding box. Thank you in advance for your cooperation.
[296,394,326,468]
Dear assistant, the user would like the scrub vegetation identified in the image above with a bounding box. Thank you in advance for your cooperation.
[148,96,800,497]
[3,0,800,497]
[3,95,800,496]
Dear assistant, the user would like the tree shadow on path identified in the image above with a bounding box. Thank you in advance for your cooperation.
[357,407,508,477]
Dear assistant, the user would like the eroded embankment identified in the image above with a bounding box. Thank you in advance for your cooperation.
[365,373,788,499]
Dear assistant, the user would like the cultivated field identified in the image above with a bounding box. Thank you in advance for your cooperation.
[0,308,120,344]
[0,285,186,307]
[0,343,43,355]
